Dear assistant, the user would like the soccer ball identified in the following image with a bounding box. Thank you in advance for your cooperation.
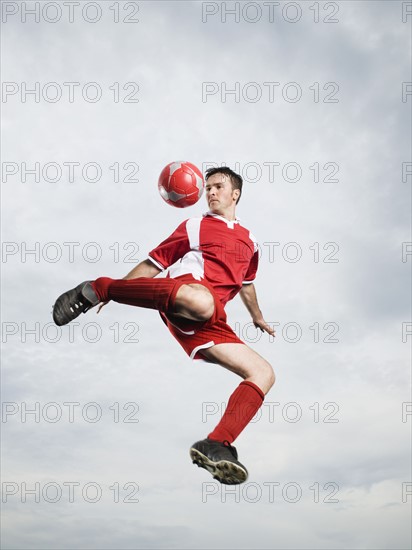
[158,161,204,208]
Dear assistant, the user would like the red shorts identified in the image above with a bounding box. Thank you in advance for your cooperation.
[159,274,244,360]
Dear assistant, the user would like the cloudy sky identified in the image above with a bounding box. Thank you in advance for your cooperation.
[1,1,411,548]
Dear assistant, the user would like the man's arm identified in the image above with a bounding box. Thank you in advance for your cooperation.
[98,219,189,313]
[239,283,275,336]
[122,259,161,280]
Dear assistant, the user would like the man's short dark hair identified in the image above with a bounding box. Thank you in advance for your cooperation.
[205,166,243,204]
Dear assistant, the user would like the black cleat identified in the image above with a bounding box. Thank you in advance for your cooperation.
[190,438,248,485]
[52,281,100,326]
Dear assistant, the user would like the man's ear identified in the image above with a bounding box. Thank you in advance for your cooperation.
[233,189,240,201]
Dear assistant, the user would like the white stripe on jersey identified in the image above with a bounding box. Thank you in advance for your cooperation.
[168,217,204,281]
[248,231,259,253]
[186,217,201,250]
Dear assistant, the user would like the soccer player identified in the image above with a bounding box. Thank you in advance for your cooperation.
[52,167,275,485]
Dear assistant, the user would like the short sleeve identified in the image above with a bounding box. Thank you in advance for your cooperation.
[148,220,191,270]
[243,249,259,284]
[243,231,259,284]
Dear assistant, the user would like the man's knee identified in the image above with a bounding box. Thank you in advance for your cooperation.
[261,360,275,390]
[266,363,276,389]
[176,284,215,321]
[192,287,214,320]
[250,359,275,395]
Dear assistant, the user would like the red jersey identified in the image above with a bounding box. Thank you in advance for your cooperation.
[148,212,258,306]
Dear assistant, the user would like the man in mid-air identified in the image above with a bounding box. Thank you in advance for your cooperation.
[53,166,275,485]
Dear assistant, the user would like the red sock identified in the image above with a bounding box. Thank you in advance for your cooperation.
[91,277,184,313]
[207,381,265,444]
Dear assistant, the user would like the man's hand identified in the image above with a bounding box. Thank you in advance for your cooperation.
[253,317,276,336]
[239,284,275,337]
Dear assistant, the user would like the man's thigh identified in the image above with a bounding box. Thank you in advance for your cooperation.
[200,342,269,379]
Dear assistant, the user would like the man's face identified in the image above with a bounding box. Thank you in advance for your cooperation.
[205,173,239,214]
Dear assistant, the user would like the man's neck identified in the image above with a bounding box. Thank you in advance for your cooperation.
[211,207,237,222]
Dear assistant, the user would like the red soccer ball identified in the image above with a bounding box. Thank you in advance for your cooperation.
[158,161,204,208]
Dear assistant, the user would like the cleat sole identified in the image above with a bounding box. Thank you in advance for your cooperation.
[190,448,248,485]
